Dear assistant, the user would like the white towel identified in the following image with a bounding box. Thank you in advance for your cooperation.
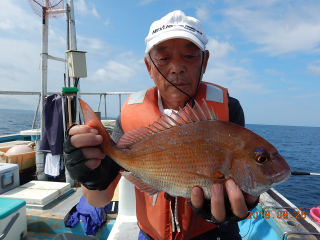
[44,153,60,177]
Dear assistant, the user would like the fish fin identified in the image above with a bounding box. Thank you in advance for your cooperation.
[121,172,161,196]
[178,107,194,123]
[184,104,200,122]
[200,100,215,120]
[181,171,226,183]
[169,111,186,125]
[163,115,180,127]
[117,99,219,148]
[79,99,116,153]
[193,100,207,121]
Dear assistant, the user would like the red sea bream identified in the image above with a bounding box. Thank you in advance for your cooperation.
[79,99,291,198]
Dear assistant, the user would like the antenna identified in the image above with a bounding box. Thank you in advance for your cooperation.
[28,0,64,19]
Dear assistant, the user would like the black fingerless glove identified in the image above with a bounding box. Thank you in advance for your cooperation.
[63,132,121,191]
[187,197,259,225]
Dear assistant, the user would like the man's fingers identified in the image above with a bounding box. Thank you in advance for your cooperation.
[69,125,98,135]
[226,180,248,219]
[84,159,101,169]
[210,184,225,222]
[70,134,103,148]
[190,187,204,209]
[243,192,259,206]
[82,147,105,160]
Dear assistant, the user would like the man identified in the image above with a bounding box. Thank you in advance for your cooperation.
[64,10,259,240]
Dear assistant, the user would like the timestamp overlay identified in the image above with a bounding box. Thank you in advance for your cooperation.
[247,210,307,220]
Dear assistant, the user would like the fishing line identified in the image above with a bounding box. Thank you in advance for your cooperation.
[148,51,205,107]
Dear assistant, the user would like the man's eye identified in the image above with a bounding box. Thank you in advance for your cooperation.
[160,57,170,61]
[185,55,196,59]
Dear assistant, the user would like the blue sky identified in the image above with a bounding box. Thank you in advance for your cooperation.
[0,0,319,127]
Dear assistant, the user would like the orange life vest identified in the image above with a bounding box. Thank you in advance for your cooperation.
[121,81,229,240]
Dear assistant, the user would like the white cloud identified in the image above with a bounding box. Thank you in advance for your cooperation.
[239,58,252,64]
[75,0,100,18]
[196,6,210,22]
[139,0,157,5]
[307,61,320,75]
[206,37,235,58]
[0,19,14,30]
[104,19,110,27]
[265,69,285,76]
[203,62,268,95]
[91,61,136,83]
[91,4,100,18]
[0,0,40,33]
[223,2,320,55]
[77,36,108,53]
[288,87,300,91]
[294,93,320,98]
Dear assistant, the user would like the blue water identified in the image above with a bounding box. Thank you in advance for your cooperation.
[0,111,40,135]
[0,112,319,208]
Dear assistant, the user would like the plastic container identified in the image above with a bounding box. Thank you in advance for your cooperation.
[0,141,35,171]
[310,206,320,225]
[0,198,27,240]
[0,163,19,194]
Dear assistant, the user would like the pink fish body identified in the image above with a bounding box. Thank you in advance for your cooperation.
[79,99,291,198]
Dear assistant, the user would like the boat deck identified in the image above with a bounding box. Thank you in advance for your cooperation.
[20,185,119,240]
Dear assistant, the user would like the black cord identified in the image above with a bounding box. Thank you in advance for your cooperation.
[148,51,205,107]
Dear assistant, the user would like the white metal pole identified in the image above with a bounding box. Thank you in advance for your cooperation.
[69,0,77,51]
[40,4,49,136]
[37,2,49,181]
[69,0,81,125]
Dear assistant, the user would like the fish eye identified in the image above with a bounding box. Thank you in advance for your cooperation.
[256,154,269,164]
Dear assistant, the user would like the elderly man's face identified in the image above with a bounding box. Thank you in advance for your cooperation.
[145,38,209,109]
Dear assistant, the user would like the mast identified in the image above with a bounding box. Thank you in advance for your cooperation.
[36,0,50,181]
[68,0,81,125]
[40,0,49,138]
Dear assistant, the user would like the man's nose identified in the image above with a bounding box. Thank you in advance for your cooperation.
[170,57,185,74]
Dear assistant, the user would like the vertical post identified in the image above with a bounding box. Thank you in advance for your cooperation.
[69,0,77,51]
[119,94,121,113]
[97,94,102,111]
[104,94,107,120]
[37,1,49,181]
[40,3,49,137]
[66,4,70,87]
[32,94,41,129]
[69,0,81,126]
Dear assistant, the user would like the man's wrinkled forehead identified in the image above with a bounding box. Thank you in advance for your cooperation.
[151,39,201,53]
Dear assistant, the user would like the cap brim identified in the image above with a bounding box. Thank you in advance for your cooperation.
[145,30,205,53]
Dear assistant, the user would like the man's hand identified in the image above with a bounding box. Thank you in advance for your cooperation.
[68,125,105,169]
[190,179,259,223]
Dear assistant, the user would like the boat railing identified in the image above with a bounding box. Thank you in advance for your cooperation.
[0,90,134,129]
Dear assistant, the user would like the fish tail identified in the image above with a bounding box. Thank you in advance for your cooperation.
[79,99,117,156]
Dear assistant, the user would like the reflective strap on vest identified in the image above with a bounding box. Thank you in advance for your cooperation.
[127,82,224,105]
[206,84,223,103]
[128,89,148,105]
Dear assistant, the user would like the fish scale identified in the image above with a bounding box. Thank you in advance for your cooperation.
[79,98,291,198]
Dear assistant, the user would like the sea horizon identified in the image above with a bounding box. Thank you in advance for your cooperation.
[0,108,319,128]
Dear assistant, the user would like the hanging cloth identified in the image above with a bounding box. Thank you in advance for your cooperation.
[39,94,65,155]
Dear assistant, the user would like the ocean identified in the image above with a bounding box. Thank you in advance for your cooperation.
[0,111,319,209]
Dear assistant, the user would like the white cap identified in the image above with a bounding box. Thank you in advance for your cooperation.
[145,10,208,53]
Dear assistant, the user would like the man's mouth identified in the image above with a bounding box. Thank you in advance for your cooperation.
[172,82,187,87]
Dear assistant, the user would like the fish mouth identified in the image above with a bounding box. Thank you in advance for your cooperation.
[270,169,291,186]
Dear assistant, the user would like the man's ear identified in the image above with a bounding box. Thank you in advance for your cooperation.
[202,50,210,74]
[144,57,153,78]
